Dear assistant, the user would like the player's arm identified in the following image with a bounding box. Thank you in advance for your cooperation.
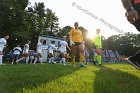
[121,0,133,11]
[4,45,7,49]
[121,0,139,23]
[13,47,16,51]
[19,48,22,54]
[19,47,22,52]
[99,36,102,48]
[57,44,60,51]
[69,30,74,45]
[66,44,71,51]
[23,44,27,53]
[69,30,72,41]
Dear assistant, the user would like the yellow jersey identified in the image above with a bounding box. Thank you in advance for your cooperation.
[69,28,83,43]
[92,34,102,48]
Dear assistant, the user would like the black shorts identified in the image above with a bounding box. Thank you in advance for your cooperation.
[73,42,82,46]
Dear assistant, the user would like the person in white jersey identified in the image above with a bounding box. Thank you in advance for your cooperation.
[58,36,71,65]
[0,35,9,65]
[16,40,31,64]
[12,44,22,64]
[48,41,56,64]
[34,39,44,64]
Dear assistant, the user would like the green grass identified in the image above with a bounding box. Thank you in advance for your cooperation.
[0,63,140,93]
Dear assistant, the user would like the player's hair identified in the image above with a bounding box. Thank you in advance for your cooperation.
[3,34,9,37]
[51,41,55,44]
[43,40,46,45]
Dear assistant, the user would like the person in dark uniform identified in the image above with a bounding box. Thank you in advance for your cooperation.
[121,0,140,69]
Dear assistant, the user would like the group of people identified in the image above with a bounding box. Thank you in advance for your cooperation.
[0,22,95,67]
[4,36,71,66]
[0,22,130,67]
[88,49,127,64]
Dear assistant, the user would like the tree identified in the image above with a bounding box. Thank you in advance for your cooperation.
[0,0,29,49]
[45,8,60,36]
[59,26,72,37]
[102,32,140,56]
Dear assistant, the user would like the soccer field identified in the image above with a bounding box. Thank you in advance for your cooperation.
[0,63,140,93]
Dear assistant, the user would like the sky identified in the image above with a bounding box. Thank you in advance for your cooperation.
[29,0,139,38]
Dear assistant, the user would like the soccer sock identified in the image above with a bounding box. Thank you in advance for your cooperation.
[52,57,54,62]
[34,58,38,64]
[0,55,2,64]
[84,58,86,64]
[60,59,62,64]
[16,57,25,63]
[98,55,102,65]
[39,58,43,64]
[94,54,98,61]
[62,58,66,65]
[71,56,75,65]
[49,58,51,63]
[26,56,29,64]
[80,53,84,64]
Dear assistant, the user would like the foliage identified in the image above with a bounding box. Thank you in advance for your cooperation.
[102,33,140,56]
[0,1,60,49]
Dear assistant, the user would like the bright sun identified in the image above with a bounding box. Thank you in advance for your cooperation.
[87,31,96,39]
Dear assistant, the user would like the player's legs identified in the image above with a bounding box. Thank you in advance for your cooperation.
[61,52,67,65]
[0,51,3,65]
[97,55,102,65]
[78,44,85,66]
[48,53,54,63]
[16,57,25,63]
[12,54,18,64]
[71,45,76,66]
[16,53,28,64]
[95,48,102,65]
[38,53,43,64]
[26,56,29,64]
[24,53,29,64]
[33,57,38,64]
[29,56,33,64]
[94,54,98,64]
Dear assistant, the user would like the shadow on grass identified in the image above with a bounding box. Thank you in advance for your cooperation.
[94,66,140,93]
[0,63,80,93]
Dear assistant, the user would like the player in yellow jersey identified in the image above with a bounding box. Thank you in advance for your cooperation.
[92,29,102,65]
[69,22,85,67]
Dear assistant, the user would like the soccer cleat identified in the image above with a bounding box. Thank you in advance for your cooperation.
[15,61,18,64]
[84,62,88,65]
[126,57,140,70]
[93,61,96,65]
[80,64,86,67]
[52,62,56,64]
